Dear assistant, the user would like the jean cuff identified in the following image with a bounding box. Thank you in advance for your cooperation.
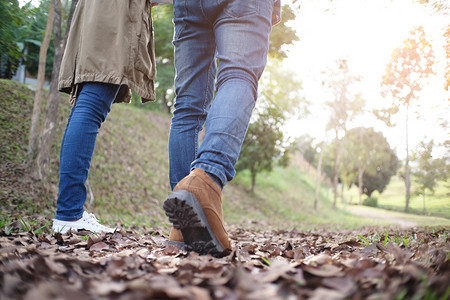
[193,163,227,189]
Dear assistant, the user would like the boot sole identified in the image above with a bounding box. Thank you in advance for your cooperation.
[163,190,224,257]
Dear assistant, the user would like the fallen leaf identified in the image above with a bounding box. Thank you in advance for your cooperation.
[89,242,109,251]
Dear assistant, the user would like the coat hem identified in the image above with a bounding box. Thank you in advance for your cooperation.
[58,73,156,103]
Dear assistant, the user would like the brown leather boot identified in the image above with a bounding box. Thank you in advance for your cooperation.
[169,228,183,242]
[163,168,231,256]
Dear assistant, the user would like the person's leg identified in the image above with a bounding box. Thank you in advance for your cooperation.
[192,0,274,187]
[164,0,273,255]
[168,0,217,190]
[55,82,120,222]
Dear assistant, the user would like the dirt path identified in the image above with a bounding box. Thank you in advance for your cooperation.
[345,205,419,229]
[344,205,418,228]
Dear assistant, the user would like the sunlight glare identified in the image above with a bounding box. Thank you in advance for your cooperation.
[283,0,449,158]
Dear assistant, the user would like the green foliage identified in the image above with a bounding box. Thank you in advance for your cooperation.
[261,257,271,266]
[294,134,318,167]
[412,141,435,194]
[357,234,370,246]
[24,0,75,79]
[152,5,175,113]
[268,4,299,59]
[236,103,286,193]
[260,59,308,118]
[357,231,414,248]
[0,0,29,78]
[341,127,399,197]
[321,143,337,181]
[0,0,72,80]
[363,197,378,207]
[236,58,308,193]
[23,0,56,78]
[412,140,449,212]
[18,217,31,232]
[361,150,399,197]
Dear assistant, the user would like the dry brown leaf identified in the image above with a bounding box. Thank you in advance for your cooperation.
[89,241,109,251]
[303,264,344,277]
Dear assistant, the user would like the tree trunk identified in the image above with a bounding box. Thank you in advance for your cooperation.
[423,191,426,213]
[333,137,341,210]
[405,103,411,212]
[27,0,54,164]
[32,0,63,179]
[251,170,256,194]
[314,148,323,210]
[358,165,365,205]
[32,0,78,180]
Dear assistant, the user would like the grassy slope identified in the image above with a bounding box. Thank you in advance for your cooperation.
[1,79,448,234]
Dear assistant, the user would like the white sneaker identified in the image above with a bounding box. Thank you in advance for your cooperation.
[52,211,115,234]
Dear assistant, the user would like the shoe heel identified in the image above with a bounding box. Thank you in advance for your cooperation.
[163,190,203,229]
[163,190,224,256]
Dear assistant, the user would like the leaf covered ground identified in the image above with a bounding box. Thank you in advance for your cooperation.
[1,225,449,300]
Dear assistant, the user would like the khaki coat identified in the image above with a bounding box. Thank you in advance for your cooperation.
[58,0,156,104]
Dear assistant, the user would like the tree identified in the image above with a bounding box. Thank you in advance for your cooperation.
[412,140,447,212]
[341,127,398,203]
[27,0,54,163]
[313,143,324,210]
[361,151,399,197]
[268,3,299,59]
[259,59,307,116]
[236,102,286,193]
[32,0,78,180]
[24,0,57,79]
[381,26,435,212]
[0,0,28,79]
[323,59,364,209]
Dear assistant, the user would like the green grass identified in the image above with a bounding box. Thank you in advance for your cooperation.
[344,175,450,219]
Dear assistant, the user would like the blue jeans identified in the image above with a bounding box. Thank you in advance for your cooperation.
[168,0,273,190]
[56,82,120,221]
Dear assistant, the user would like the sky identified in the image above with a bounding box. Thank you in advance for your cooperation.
[19,0,40,7]
[282,0,449,159]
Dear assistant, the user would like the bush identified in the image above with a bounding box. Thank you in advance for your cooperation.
[363,197,378,207]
